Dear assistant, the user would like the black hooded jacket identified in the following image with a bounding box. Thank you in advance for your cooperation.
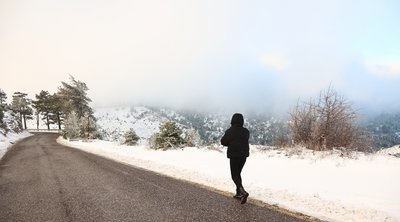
[220,113,250,158]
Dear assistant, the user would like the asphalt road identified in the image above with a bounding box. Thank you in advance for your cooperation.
[0,133,309,222]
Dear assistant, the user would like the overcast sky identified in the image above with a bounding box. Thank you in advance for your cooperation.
[1,0,399,114]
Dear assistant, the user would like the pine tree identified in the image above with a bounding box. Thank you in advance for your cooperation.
[78,113,98,139]
[33,90,53,130]
[0,89,7,107]
[10,92,33,130]
[150,120,184,149]
[49,93,65,130]
[62,111,80,139]
[184,128,201,147]
[58,75,93,119]
[0,109,4,124]
[0,89,5,124]
[149,133,163,150]
[123,128,140,146]
[58,75,97,138]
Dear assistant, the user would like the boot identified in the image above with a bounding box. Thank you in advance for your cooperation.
[233,187,243,199]
[239,187,249,204]
[233,192,243,199]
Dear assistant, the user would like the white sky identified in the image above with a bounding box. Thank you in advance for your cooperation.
[1,0,399,114]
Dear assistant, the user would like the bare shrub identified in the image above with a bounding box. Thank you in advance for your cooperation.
[289,86,371,152]
[273,132,292,148]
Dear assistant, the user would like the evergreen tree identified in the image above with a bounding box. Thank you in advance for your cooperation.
[123,128,140,145]
[48,93,65,130]
[0,89,7,124]
[184,128,201,147]
[10,92,33,129]
[0,107,4,124]
[150,120,184,149]
[58,75,93,118]
[0,89,7,107]
[78,113,98,139]
[58,75,97,138]
[33,90,53,130]
[62,111,80,139]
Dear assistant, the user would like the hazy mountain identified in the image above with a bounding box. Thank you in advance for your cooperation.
[94,106,288,145]
[363,112,400,149]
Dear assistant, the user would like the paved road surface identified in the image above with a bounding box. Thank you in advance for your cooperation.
[0,133,310,222]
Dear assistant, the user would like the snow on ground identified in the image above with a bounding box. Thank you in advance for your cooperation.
[0,131,32,159]
[378,145,400,156]
[57,138,400,222]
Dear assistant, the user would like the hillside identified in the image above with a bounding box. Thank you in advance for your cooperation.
[94,106,288,145]
[364,112,400,149]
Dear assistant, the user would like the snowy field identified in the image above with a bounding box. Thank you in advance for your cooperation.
[0,131,32,160]
[57,138,400,222]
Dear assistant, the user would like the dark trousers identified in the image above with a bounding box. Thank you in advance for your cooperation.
[230,157,247,193]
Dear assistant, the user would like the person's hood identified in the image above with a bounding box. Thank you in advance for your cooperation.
[231,113,244,127]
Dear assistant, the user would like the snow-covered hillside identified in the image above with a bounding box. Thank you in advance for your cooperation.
[94,106,228,144]
[58,138,400,222]
[93,106,287,145]
[95,107,164,143]
[364,112,400,148]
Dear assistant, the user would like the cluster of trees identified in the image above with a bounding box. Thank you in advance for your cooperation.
[59,77,98,139]
[0,90,33,134]
[120,122,201,148]
[0,76,98,139]
[121,120,200,149]
[145,120,199,149]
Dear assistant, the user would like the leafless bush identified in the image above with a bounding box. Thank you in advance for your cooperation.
[289,86,371,152]
[273,132,292,148]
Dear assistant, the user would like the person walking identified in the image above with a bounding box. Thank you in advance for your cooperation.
[220,113,250,204]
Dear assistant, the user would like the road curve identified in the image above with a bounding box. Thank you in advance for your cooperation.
[0,133,309,222]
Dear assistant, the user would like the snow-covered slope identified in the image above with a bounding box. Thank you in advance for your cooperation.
[94,106,226,143]
[94,106,288,145]
[95,107,165,143]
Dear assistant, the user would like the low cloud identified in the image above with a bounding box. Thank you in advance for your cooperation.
[366,59,400,77]
[260,53,290,71]
[1,0,399,114]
